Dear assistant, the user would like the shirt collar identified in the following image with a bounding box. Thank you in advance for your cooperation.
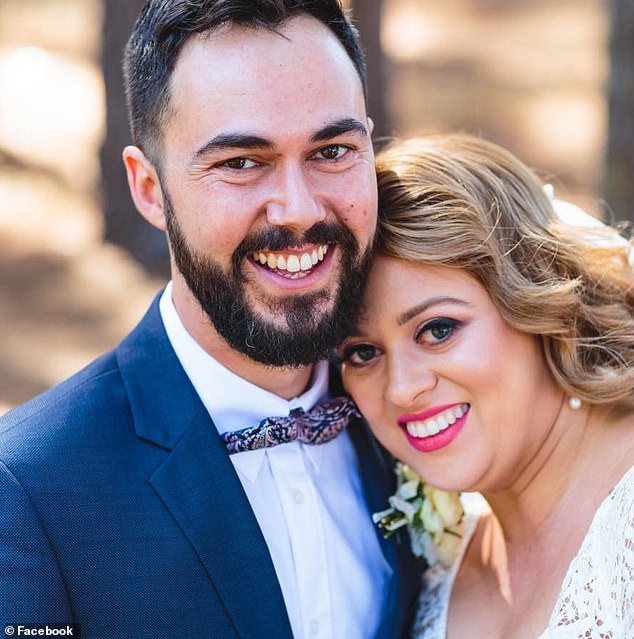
[159,283,330,480]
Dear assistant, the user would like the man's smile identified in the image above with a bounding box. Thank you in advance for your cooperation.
[250,244,330,280]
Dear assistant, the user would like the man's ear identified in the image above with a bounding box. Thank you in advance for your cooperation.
[122,145,167,231]
[367,117,375,137]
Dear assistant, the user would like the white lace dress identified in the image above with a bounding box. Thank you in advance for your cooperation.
[411,466,634,639]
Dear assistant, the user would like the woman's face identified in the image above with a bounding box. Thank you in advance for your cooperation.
[340,256,564,493]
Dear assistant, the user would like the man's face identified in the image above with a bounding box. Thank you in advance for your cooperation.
[156,15,377,366]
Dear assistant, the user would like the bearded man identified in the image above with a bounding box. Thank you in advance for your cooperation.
[0,2,420,637]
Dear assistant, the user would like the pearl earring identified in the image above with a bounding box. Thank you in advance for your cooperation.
[568,396,582,410]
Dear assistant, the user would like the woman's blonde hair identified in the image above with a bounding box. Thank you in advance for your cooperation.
[376,134,634,409]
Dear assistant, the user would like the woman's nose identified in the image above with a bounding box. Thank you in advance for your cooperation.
[385,359,438,408]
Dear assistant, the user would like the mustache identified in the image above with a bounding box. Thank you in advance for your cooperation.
[232,222,359,268]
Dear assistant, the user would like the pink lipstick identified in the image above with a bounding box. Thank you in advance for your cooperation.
[398,403,470,453]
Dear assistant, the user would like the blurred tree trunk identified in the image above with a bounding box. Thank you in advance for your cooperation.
[604,0,634,224]
[349,0,389,143]
[100,0,170,275]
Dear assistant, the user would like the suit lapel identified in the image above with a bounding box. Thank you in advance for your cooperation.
[149,411,293,639]
[329,367,398,558]
[347,416,400,638]
[332,367,421,639]
[349,417,422,638]
[116,297,293,639]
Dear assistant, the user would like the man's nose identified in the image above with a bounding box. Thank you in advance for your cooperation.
[265,165,326,232]
[385,358,438,408]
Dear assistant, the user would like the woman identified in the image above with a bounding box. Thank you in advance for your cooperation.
[339,135,634,638]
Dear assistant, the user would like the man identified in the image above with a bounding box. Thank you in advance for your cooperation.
[0,1,420,637]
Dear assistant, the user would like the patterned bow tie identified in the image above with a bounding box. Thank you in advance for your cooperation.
[222,396,360,455]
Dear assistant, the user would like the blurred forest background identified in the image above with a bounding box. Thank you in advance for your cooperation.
[0,0,632,413]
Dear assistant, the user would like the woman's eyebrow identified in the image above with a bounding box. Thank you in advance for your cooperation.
[396,297,470,326]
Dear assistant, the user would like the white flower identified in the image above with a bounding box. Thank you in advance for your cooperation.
[373,462,465,567]
[388,494,418,520]
[435,528,464,567]
[424,484,464,530]
[420,497,444,538]
[399,464,422,484]
[396,479,420,500]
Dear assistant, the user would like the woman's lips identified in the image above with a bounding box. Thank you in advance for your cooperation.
[399,403,470,453]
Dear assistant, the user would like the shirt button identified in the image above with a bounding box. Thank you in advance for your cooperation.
[309,619,319,635]
[292,489,305,505]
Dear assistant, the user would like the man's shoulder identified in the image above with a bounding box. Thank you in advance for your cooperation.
[0,292,166,442]
[0,348,125,449]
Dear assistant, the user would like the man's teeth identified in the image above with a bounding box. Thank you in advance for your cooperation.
[405,404,469,438]
[252,245,328,273]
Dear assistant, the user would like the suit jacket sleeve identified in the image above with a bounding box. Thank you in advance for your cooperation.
[0,460,72,624]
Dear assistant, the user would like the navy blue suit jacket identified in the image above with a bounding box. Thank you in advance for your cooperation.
[0,296,420,638]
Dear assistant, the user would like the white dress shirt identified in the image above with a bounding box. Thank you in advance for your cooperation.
[159,284,391,639]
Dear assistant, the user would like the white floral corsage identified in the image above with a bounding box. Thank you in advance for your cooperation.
[372,462,465,567]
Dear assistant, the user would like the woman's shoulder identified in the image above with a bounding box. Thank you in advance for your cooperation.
[594,463,634,565]
[595,463,634,555]
[542,464,634,638]
[608,462,634,501]
[594,463,634,543]
[579,417,634,555]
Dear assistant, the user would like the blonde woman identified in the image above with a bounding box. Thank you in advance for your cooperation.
[339,135,634,638]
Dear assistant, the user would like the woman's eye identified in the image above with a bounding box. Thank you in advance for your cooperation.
[341,343,378,366]
[416,318,460,345]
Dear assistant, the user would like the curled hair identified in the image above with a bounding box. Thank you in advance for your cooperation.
[376,135,634,409]
[124,0,366,162]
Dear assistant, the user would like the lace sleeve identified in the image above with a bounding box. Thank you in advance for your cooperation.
[541,466,634,638]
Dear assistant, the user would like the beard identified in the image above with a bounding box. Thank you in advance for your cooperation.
[163,192,373,367]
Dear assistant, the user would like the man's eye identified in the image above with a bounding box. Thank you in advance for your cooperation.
[220,157,257,170]
[341,343,378,366]
[314,144,349,161]
[416,318,460,345]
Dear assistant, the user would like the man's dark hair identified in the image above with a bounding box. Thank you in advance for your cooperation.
[123,0,367,162]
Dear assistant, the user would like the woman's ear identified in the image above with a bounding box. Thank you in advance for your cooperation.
[122,145,167,231]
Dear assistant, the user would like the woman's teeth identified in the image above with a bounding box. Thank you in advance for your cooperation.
[405,404,469,438]
[252,245,328,276]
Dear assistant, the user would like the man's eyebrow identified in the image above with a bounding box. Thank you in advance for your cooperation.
[396,297,470,326]
[310,118,368,143]
[193,133,273,160]
[192,118,367,162]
